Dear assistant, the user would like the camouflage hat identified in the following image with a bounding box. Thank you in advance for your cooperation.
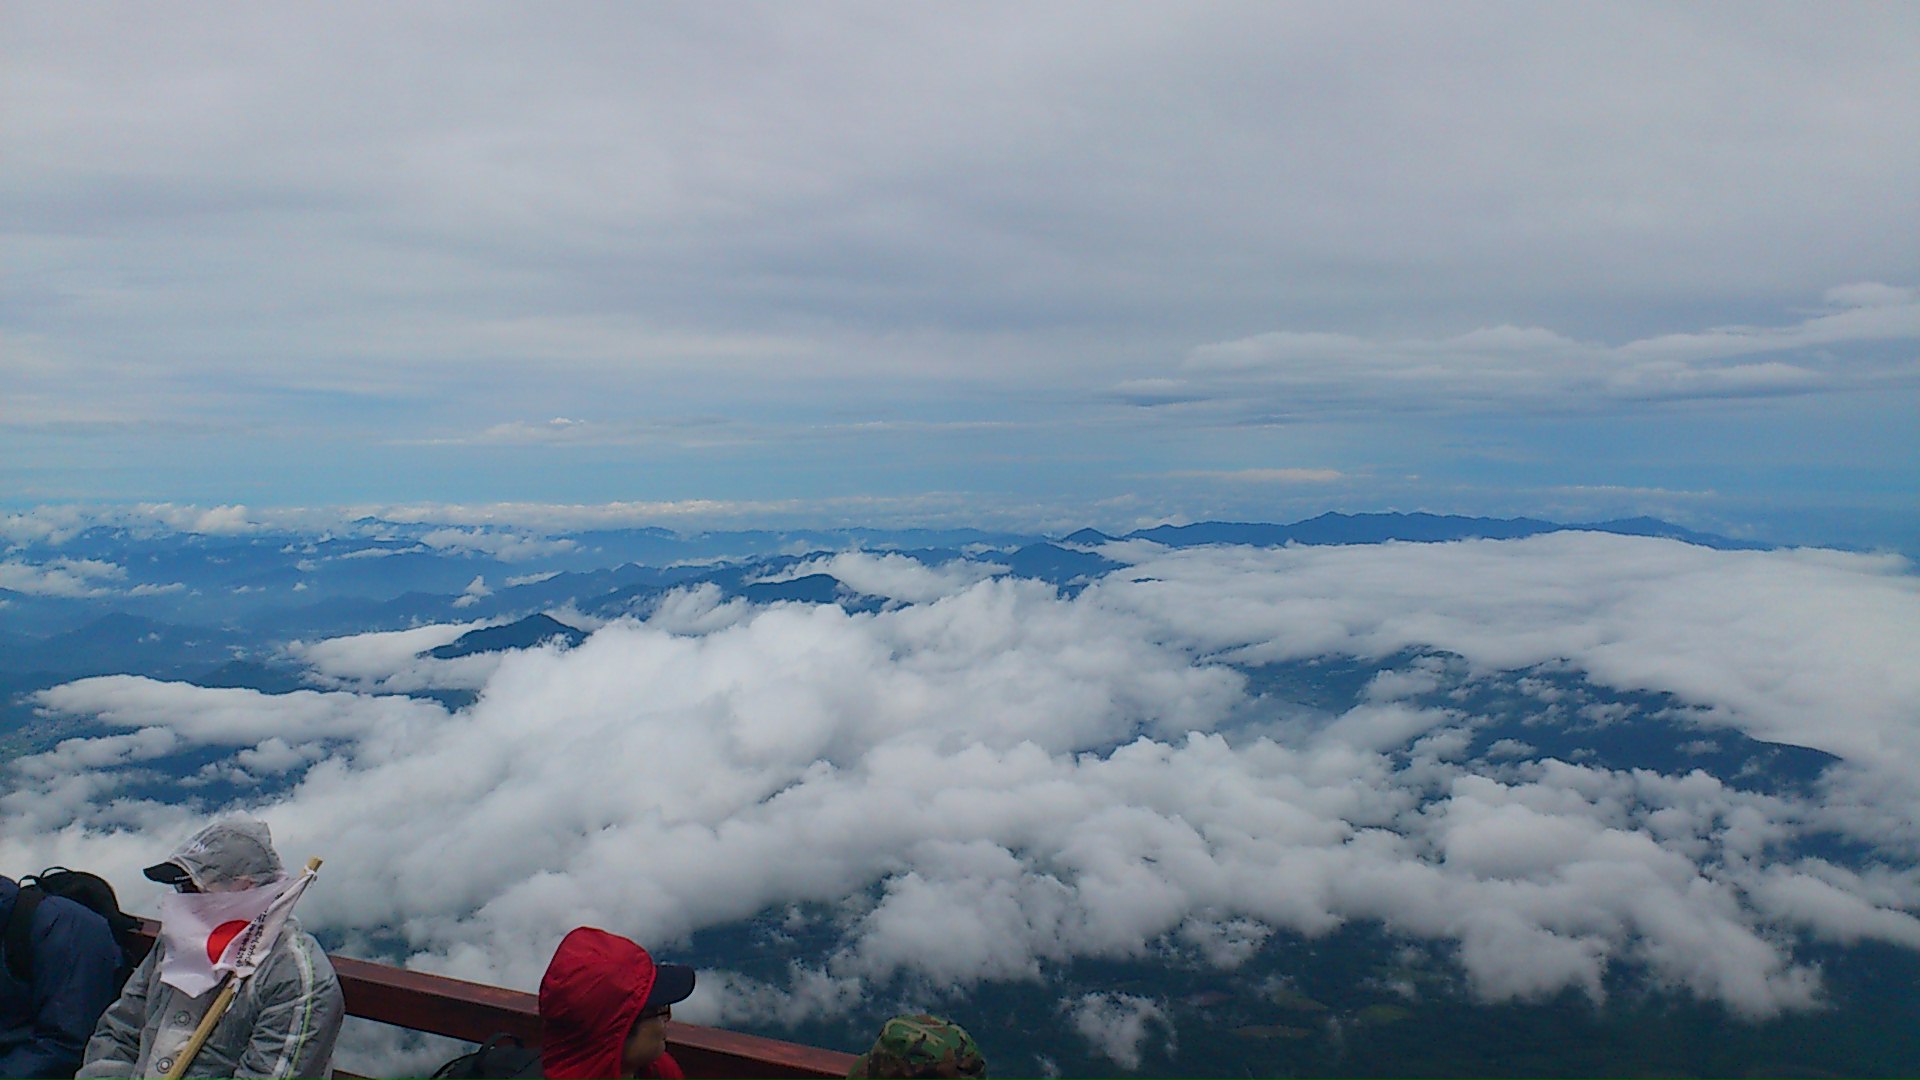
[848,1014,985,1079]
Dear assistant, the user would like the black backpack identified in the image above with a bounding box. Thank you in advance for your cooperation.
[430,1033,543,1079]
[4,867,145,993]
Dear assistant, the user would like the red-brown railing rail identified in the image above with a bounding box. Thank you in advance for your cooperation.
[130,921,857,1078]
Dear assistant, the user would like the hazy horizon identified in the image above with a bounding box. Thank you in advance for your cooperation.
[0,498,1912,560]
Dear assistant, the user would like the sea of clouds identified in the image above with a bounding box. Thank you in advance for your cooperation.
[5,533,1918,1066]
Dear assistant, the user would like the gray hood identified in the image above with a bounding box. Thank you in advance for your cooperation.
[145,817,284,891]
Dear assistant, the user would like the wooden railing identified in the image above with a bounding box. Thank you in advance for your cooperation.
[130,922,856,1079]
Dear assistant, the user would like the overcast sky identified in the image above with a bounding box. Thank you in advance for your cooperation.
[7,536,1919,1070]
[4,3,1917,546]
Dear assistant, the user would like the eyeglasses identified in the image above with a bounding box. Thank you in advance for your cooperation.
[639,1004,672,1022]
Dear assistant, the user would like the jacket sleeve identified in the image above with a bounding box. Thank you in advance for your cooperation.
[76,937,156,1079]
[233,933,343,1080]
[0,900,123,1080]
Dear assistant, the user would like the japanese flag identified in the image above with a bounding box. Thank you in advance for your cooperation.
[154,866,316,997]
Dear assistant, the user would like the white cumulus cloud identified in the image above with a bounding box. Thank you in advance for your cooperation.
[3,537,1916,1039]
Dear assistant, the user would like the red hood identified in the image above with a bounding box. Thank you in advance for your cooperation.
[539,927,683,1079]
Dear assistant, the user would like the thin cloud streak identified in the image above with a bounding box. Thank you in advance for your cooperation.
[1154,468,1346,485]
[1145,290,1920,416]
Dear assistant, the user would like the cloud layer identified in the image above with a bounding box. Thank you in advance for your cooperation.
[6,534,1917,1066]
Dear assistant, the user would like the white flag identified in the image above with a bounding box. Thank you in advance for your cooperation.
[155,867,316,997]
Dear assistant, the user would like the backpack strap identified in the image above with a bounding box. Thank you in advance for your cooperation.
[3,883,46,984]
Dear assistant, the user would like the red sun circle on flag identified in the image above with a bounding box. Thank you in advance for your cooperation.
[206,920,249,965]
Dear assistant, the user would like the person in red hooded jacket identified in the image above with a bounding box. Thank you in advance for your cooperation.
[537,927,695,1080]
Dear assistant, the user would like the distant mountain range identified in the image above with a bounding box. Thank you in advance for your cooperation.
[1068,512,1766,551]
[0,512,1767,694]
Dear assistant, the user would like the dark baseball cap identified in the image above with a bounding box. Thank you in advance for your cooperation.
[647,962,695,1010]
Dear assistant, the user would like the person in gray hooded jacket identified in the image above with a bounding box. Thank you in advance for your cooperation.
[78,819,342,1080]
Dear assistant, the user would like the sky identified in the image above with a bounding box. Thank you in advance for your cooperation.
[5,534,1919,1071]
[5,3,1918,548]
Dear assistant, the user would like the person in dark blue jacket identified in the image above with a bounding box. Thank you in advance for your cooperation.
[1,875,123,1079]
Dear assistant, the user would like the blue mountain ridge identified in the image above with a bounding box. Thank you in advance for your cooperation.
[426,613,589,659]
[1121,511,1767,550]
[0,513,1769,683]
